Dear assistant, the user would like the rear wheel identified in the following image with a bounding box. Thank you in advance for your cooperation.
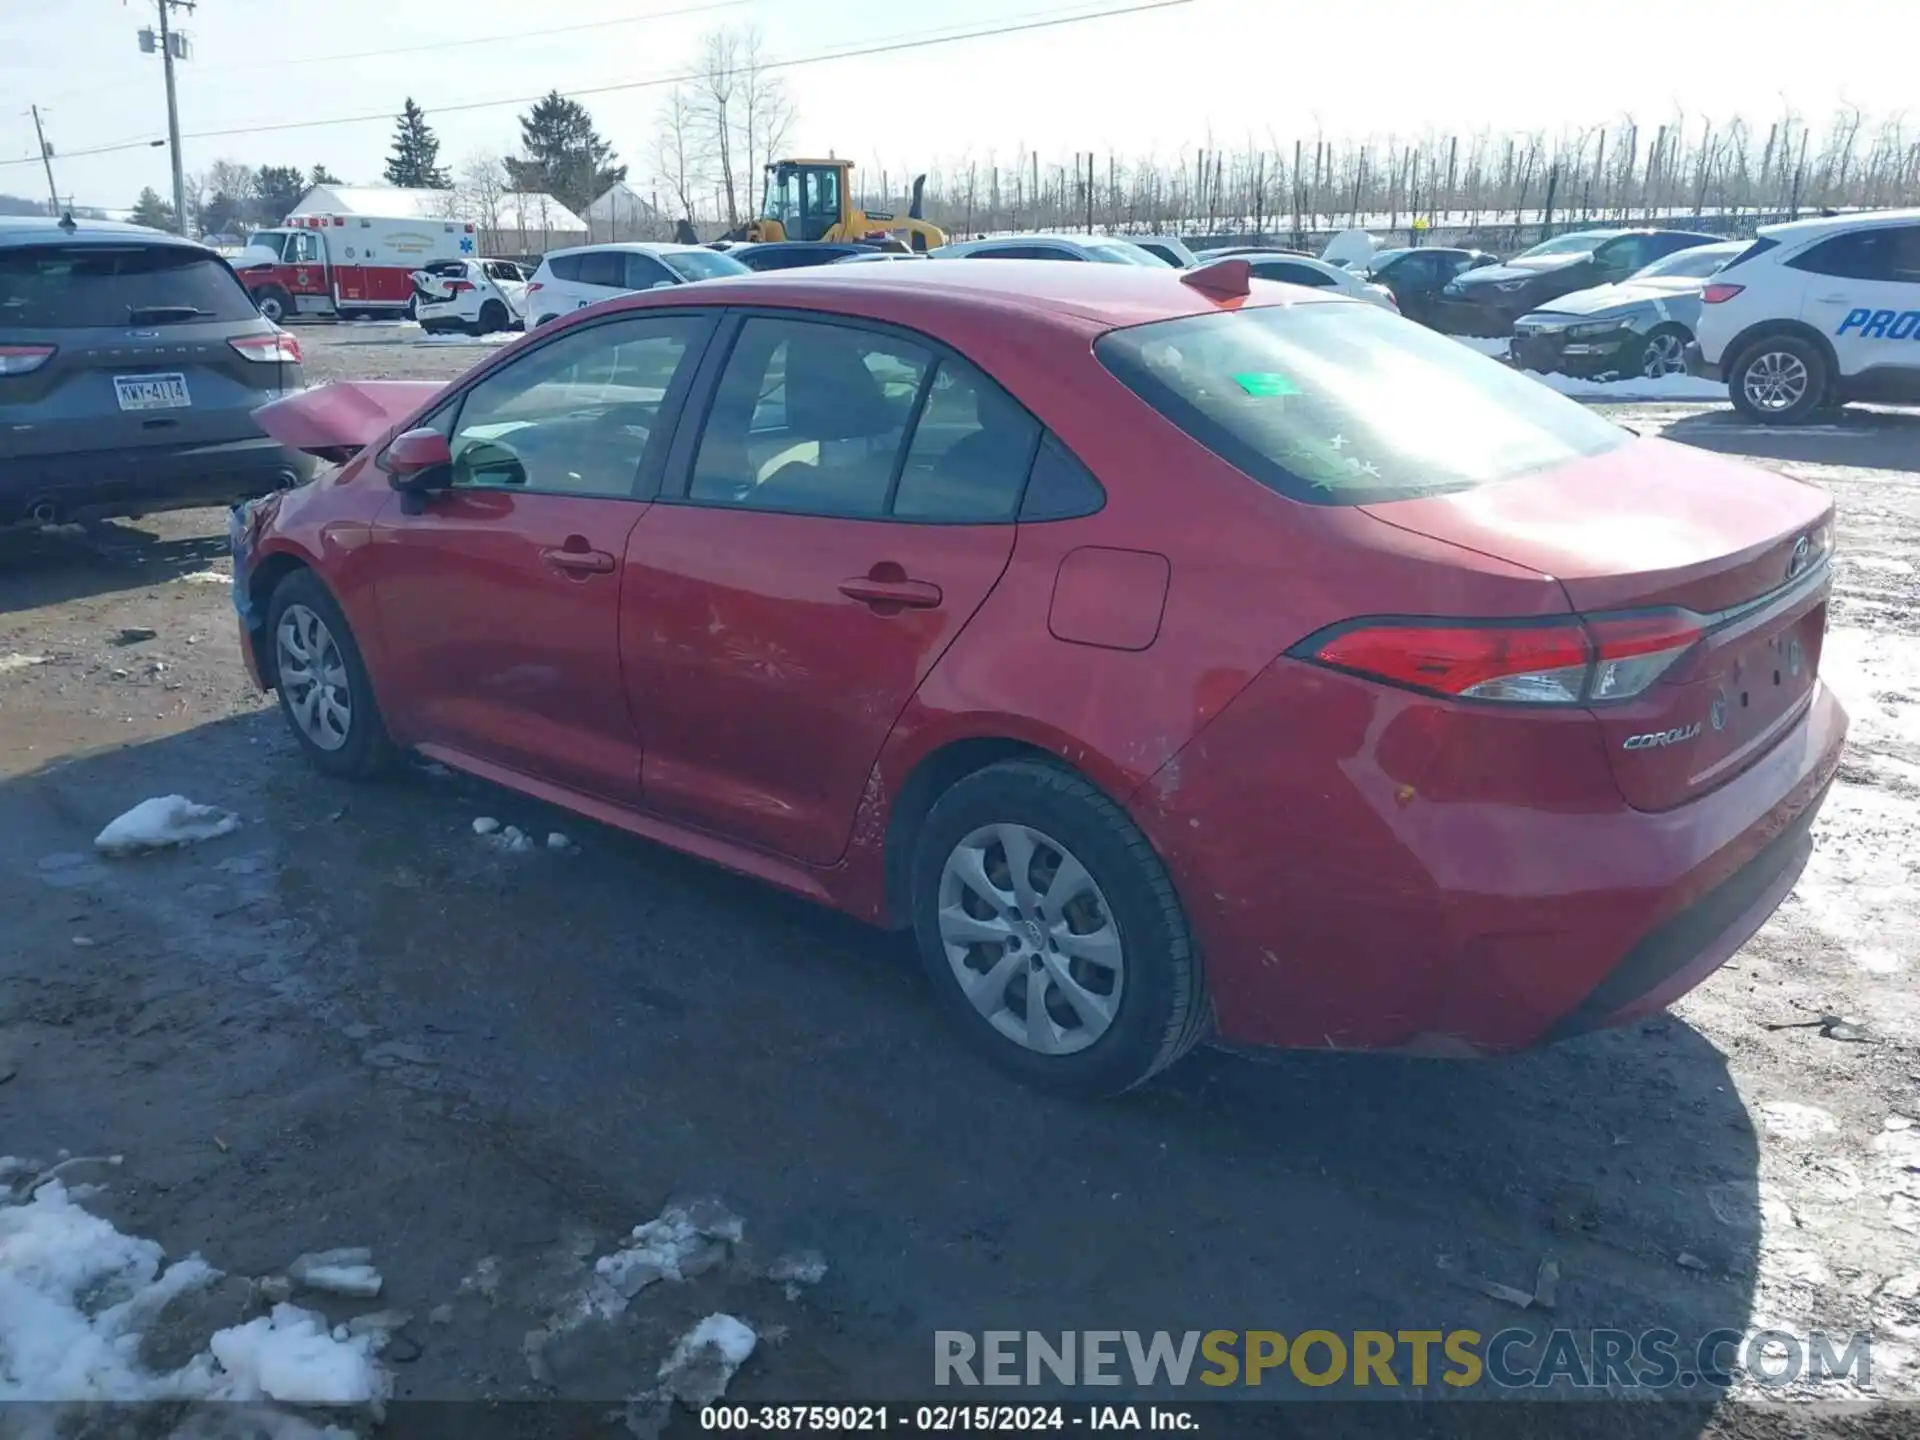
[910,759,1209,1096]
[476,300,508,335]
[1636,324,1691,380]
[266,569,394,780]
[533,315,557,331]
[404,295,419,322]
[1729,335,1828,424]
[255,288,293,324]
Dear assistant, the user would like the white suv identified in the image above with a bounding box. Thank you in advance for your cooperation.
[410,258,529,336]
[1690,207,1920,423]
[523,243,751,329]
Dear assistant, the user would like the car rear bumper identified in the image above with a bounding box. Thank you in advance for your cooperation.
[1134,663,1849,1055]
[1684,342,1725,383]
[1,436,315,527]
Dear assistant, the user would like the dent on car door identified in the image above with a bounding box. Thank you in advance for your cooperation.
[367,312,713,798]
[621,313,1038,863]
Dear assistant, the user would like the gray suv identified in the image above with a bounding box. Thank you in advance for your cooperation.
[1,216,313,529]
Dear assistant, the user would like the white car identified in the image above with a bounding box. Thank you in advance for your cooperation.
[524,243,751,329]
[1690,207,1920,423]
[1237,253,1400,312]
[410,258,529,336]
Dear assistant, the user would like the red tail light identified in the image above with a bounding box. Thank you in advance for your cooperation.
[1299,610,1704,705]
[447,279,476,294]
[0,344,56,376]
[525,281,544,294]
[1701,283,1744,304]
[230,332,303,364]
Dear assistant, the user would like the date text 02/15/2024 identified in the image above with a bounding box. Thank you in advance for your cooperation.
[700,1406,1198,1432]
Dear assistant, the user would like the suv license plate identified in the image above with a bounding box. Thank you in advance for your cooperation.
[114,373,192,411]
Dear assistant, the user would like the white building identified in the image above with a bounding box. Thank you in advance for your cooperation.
[287,183,588,255]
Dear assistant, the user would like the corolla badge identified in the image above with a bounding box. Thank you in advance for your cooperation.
[1624,723,1703,751]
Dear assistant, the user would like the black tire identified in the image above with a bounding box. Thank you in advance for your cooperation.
[1635,323,1692,380]
[264,568,395,781]
[255,288,293,324]
[533,315,557,331]
[909,759,1209,1096]
[475,300,508,335]
[1728,334,1829,424]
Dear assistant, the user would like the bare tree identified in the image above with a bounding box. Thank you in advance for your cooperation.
[690,27,742,230]
[733,24,794,225]
[650,85,710,230]
[459,152,510,240]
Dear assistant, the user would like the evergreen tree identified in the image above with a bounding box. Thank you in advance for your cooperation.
[253,165,307,224]
[129,187,176,231]
[309,163,342,186]
[384,99,450,188]
[505,91,626,214]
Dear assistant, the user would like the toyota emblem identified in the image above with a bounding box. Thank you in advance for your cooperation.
[1788,535,1811,579]
[1709,690,1728,731]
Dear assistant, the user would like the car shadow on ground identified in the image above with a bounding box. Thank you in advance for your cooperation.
[0,716,1762,1427]
[0,520,230,615]
[1658,406,1920,477]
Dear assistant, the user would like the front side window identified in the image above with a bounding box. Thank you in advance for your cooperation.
[1096,302,1629,506]
[689,317,929,517]
[659,249,751,282]
[447,315,701,497]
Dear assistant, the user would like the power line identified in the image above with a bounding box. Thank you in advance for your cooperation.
[28,0,754,109]
[0,0,1188,166]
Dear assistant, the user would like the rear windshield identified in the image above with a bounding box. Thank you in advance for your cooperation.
[1719,236,1780,272]
[1095,302,1630,506]
[1631,244,1741,280]
[1512,232,1611,260]
[659,249,751,282]
[1085,242,1168,267]
[1,243,259,328]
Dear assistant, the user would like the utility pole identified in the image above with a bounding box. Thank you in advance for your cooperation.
[29,105,60,215]
[141,0,194,233]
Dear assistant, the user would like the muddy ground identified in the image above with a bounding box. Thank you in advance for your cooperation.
[3,322,1919,1437]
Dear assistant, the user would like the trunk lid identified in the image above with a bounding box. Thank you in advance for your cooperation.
[252,380,446,462]
[1365,437,1833,811]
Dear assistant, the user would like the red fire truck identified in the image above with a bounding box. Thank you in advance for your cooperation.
[233,213,479,322]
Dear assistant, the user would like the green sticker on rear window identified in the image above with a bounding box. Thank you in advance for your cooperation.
[1233,372,1299,397]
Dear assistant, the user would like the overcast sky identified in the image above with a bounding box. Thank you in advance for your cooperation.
[1,0,1907,212]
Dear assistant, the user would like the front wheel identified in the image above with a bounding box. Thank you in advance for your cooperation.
[1729,335,1829,424]
[910,760,1209,1096]
[266,569,394,780]
[1636,324,1692,380]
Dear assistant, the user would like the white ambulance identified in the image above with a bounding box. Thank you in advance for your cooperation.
[233,213,479,323]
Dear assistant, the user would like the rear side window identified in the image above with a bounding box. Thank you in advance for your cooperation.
[0,244,259,328]
[577,251,626,288]
[1717,237,1778,272]
[892,360,1041,522]
[546,253,584,282]
[1095,302,1629,506]
[1251,261,1339,288]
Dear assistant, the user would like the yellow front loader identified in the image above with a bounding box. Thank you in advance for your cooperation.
[740,159,947,251]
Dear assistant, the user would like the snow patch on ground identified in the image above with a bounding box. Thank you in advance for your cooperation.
[0,653,49,674]
[0,1181,386,1409]
[655,1313,757,1406]
[176,569,233,585]
[95,796,242,857]
[413,332,518,347]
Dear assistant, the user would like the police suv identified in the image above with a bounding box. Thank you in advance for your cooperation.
[1689,208,1920,423]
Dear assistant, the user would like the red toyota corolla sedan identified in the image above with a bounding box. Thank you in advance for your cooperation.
[234,258,1846,1094]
